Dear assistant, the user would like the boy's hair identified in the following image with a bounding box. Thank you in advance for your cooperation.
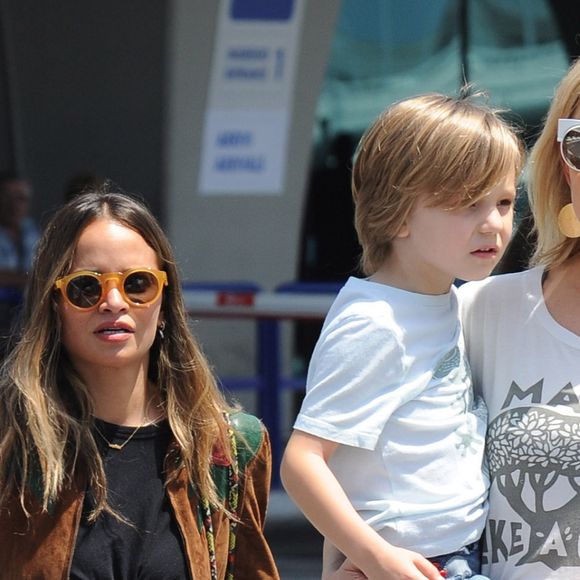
[528,57,580,269]
[352,92,524,275]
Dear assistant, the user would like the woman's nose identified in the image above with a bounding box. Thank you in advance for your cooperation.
[98,280,129,312]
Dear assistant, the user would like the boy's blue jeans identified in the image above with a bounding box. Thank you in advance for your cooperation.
[428,541,489,580]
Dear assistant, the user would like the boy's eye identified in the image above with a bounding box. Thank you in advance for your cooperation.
[496,198,515,215]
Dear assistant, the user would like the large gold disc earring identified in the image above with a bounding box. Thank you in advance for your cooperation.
[558,203,580,238]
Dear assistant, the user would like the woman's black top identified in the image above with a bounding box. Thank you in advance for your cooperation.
[70,419,190,579]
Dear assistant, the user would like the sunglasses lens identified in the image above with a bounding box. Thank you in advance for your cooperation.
[123,271,160,304]
[66,275,102,308]
[563,127,580,171]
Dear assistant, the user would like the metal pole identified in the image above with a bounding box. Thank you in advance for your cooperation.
[458,0,469,87]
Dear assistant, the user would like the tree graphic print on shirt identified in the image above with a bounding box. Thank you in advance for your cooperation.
[484,378,580,571]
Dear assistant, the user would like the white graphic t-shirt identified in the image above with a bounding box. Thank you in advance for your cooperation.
[460,267,580,580]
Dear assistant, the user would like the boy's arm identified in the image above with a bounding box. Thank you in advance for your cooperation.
[280,430,442,580]
[322,538,365,580]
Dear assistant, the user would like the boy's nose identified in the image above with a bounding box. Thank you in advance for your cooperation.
[480,207,504,232]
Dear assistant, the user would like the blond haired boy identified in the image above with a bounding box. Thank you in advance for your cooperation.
[281,93,524,579]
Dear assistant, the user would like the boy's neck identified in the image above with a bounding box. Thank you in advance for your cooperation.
[369,254,453,295]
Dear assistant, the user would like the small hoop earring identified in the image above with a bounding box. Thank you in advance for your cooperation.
[558,203,580,238]
[158,320,166,340]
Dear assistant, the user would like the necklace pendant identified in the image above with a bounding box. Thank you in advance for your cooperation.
[108,442,124,450]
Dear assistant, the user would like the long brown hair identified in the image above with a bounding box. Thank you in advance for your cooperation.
[0,184,232,518]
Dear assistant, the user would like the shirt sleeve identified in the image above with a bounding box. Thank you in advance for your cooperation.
[294,311,408,450]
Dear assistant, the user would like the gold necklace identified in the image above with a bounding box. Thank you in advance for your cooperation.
[93,399,159,450]
[93,420,151,450]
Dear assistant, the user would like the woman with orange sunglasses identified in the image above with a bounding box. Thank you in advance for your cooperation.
[0,185,279,579]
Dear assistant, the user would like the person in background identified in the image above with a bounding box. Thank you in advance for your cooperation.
[0,185,279,579]
[0,170,39,288]
[0,171,40,358]
[281,92,524,580]
[459,57,580,579]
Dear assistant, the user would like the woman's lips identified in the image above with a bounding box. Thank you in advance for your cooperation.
[94,321,135,339]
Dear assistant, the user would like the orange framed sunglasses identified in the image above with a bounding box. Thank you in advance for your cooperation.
[55,268,168,310]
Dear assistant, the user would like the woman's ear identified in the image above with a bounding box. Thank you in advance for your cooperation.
[157,314,166,340]
[562,157,572,187]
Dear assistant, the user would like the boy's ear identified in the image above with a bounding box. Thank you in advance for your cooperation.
[396,204,416,238]
[396,221,410,238]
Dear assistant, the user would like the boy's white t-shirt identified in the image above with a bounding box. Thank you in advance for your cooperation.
[294,276,488,557]
[460,267,580,580]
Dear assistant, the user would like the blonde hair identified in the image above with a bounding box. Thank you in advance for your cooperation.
[529,57,580,269]
[352,92,524,275]
[0,186,233,518]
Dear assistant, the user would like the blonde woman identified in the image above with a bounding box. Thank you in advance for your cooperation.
[459,58,580,578]
[0,187,279,579]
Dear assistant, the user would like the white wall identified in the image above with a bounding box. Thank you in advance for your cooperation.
[163,0,340,377]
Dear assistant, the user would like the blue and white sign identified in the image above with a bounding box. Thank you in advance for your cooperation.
[200,109,289,193]
[199,0,305,195]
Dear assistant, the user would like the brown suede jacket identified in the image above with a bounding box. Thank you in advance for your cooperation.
[0,412,280,580]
